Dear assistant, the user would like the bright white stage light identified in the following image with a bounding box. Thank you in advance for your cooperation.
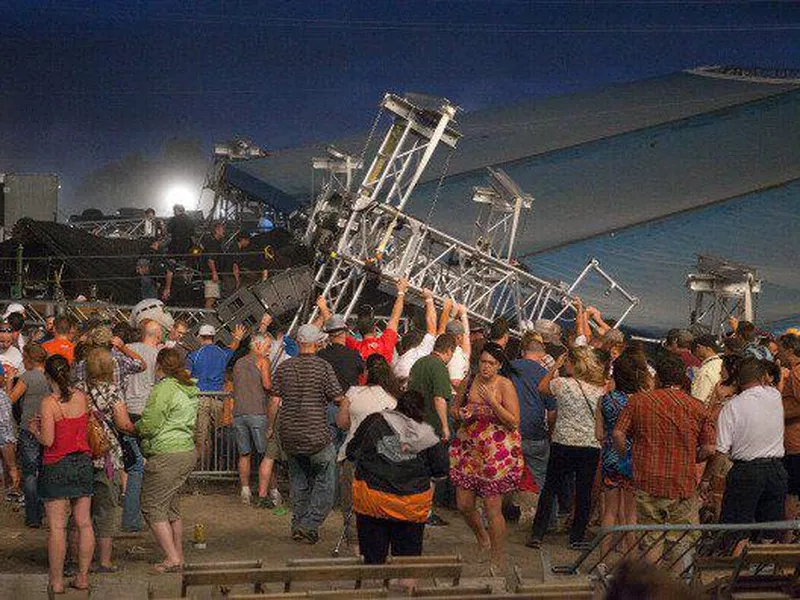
[164,184,196,210]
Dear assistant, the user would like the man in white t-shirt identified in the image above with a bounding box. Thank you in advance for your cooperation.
[393,288,438,381]
[444,305,470,389]
[704,356,786,526]
[120,318,163,531]
[0,326,24,375]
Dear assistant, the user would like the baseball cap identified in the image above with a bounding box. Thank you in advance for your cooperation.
[198,324,216,337]
[323,314,348,333]
[2,303,25,320]
[296,324,326,344]
[445,320,465,335]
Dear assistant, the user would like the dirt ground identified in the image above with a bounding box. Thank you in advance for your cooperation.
[0,481,586,599]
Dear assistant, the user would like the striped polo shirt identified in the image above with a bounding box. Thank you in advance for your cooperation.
[274,354,343,455]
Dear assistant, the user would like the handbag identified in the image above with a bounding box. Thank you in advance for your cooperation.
[86,409,111,459]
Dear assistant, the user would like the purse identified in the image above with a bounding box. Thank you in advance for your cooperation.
[86,409,111,459]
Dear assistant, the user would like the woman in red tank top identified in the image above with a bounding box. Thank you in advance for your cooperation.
[28,355,94,594]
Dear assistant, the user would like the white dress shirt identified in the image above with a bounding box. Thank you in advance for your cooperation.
[716,385,784,460]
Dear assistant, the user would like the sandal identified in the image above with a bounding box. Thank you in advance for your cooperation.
[68,580,90,591]
[525,537,543,549]
[46,584,65,598]
[153,562,183,574]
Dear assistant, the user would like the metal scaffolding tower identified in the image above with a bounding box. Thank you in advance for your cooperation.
[301,92,638,335]
[687,254,761,334]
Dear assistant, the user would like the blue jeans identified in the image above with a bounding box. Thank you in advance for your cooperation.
[287,443,337,534]
[233,414,268,455]
[121,433,144,531]
[18,430,43,526]
[521,438,550,490]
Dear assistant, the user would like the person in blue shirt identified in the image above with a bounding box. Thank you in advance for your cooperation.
[187,323,245,457]
[509,331,557,489]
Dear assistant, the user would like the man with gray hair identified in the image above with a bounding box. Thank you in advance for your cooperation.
[272,324,345,544]
[120,318,163,531]
[233,332,277,507]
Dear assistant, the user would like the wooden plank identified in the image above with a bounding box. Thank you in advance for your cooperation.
[184,559,263,572]
[413,585,492,597]
[228,590,388,599]
[515,581,594,599]
[744,545,800,568]
[182,563,464,593]
[731,593,792,599]
[285,557,363,567]
[391,555,462,565]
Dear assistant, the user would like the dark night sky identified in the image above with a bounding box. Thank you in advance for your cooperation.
[1,1,797,214]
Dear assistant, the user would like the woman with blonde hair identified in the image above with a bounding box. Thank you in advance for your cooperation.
[136,347,198,573]
[82,347,135,572]
[527,345,607,550]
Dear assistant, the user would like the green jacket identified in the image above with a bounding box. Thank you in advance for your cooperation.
[136,377,199,456]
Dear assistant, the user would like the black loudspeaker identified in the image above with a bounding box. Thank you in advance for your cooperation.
[217,287,259,323]
[251,265,314,320]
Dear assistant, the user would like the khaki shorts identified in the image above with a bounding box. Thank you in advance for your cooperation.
[265,429,285,461]
[204,280,220,299]
[141,450,197,523]
[635,489,700,552]
[91,469,122,538]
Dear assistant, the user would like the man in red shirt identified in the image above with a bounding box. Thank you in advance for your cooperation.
[317,278,408,364]
[613,353,715,563]
[41,316,76,364]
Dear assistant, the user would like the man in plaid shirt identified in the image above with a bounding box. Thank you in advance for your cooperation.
[613,353,715,562]
[73,326,146,388]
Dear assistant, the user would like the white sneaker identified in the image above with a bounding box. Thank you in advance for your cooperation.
[269,488,283,507]
[240,487,251,505]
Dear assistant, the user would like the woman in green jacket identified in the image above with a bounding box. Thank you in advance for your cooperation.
[136,347,198,573]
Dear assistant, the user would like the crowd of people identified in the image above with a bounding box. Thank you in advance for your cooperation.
[1,283,800,591]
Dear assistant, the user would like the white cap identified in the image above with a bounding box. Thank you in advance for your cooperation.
[2,303,25,319]
[296,324,326,344]
[198,324,216,337]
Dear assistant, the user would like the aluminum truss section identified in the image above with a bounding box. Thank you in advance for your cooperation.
[303,147,363,247]
[687,254,761,334]
[11,299,214,329]
[472,167,533,262]
[306,93,461,325]
[69,218,148,239]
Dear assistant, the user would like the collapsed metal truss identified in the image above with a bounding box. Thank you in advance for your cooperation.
[687,254,761,334]
[303,92,638,335]
[68,218,149,239]
[13,300,214,330]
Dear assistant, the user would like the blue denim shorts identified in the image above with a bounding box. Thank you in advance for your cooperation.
[233,414,268,455]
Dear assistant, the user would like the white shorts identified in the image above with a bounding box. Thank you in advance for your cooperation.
[204,280,221,299]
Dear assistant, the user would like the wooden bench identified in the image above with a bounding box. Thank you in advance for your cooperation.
[227,590,387,599]
[181,561,464,597]
[726,544,800,596]
[514,581,594,599]
[412,585,493,597]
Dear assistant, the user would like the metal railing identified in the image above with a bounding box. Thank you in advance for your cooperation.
[192,392,238,480]
[553,520,800,586]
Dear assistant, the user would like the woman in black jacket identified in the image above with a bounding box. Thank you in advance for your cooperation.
[346,390,448,565]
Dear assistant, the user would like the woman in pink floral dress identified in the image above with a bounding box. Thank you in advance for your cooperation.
[450,342,522,568]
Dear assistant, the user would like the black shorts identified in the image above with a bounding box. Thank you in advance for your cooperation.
[783,454,800,497]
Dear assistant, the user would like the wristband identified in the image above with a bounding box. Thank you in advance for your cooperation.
[397,291,405,296]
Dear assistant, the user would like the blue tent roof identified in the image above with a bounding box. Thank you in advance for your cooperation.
[223,69,800,333]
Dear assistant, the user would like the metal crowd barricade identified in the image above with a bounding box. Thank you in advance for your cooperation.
[552,520,800,587]
[191,391,238,480]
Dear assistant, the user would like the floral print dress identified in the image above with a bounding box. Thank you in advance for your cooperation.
[449,376,523,497]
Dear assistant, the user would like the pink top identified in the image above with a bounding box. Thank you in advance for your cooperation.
[43,412,91,466]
